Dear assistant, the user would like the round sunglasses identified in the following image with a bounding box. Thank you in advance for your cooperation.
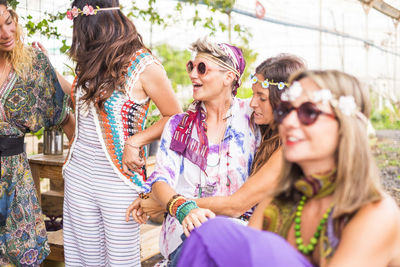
[186,60,224,76]
[250,74,289,90]
[274,101,336,125]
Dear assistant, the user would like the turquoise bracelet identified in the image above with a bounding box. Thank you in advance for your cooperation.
[176,200,199,224]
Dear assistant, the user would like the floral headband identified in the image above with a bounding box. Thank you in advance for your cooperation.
[250,74,289,90]
[66,5,120,20]
[282,81,367,122]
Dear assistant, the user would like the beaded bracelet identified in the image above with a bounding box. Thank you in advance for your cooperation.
[171,198,186,217]
[176,200,199,224]
[166,194,183,216]
[139,193,150,199]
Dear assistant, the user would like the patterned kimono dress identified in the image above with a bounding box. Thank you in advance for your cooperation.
[0,51,69,266]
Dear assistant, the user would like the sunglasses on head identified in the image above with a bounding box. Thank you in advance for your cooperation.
[274,101,336,126]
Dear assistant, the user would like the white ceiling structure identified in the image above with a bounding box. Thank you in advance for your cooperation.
[358,0,400,22]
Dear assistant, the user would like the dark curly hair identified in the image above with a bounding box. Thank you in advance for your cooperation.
[69,0,150,110]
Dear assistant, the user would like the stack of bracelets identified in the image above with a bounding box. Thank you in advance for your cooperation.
[166,194,199,224]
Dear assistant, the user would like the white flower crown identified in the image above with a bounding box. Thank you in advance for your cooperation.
[282,82,365,120]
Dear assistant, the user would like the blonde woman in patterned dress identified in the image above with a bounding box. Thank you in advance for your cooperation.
[0,1,74,265]
[62,0,181,266]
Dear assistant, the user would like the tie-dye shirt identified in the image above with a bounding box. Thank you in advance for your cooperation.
[145,97,260,258]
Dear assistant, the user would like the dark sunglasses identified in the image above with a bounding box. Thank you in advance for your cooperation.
[274,101,336,126]
[186,60,224,76]
[187,60,210,76]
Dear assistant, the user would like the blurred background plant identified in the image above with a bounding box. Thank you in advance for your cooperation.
[370,91,400,130]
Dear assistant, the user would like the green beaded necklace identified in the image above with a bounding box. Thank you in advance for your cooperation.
[294,195,333,255]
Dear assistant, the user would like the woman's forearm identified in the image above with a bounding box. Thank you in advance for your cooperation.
[196,148,282,217]
[62,113,75,142]
[151,180,179,207]
[56,71,72,95]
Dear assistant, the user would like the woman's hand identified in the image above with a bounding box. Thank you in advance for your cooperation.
[32,42,49,57]
[122,142,145,176]
[142,197,165,218]
[125,198,148,224]
[182,208,215,237]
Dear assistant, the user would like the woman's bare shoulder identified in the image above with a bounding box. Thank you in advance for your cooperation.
[329,195,400,267]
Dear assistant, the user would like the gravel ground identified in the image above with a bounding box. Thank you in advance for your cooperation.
[374,130,400,205]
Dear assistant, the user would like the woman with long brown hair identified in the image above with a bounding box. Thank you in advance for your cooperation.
[0,1,74,265]
[62,0,181,265]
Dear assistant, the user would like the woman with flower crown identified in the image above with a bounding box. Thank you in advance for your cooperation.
[62,0,181,265]
[176,70,400,267]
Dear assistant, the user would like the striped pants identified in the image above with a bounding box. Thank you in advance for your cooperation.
[63,140,140,266]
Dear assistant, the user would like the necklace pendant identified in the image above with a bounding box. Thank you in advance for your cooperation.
[226,175,231,187]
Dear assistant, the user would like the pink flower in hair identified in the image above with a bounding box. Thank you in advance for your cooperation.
[71,6,79,17]
[66,10,73,20]
[82,5,95,16]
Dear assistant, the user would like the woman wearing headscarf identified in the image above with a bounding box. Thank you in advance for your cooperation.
[126,38,260,265]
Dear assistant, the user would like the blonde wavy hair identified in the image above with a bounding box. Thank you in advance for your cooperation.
[4,7,34,79]
[275,70,383,224]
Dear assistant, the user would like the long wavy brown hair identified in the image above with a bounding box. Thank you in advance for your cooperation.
[0,0,33,79]
[251,54,305,174]
[69,0,149,110]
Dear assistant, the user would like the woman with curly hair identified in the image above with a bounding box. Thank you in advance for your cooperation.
[62,0,181,265]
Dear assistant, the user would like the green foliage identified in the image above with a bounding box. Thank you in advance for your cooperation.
[8,0,19,10]
[125,0,165,25]
[236,87,253,99]
[25,11,66,39]
[31,127,44,140]
[145,103,161,128]
[153,44,192,89]
[371,106,400,130]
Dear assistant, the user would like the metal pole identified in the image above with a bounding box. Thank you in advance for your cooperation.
[150,22,153,49]
[394,20,398,100]
[228,12,232,43]
[362,3,370,83]
[318,0,322,68]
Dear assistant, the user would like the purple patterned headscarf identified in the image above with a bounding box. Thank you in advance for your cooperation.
[218,43,246,96]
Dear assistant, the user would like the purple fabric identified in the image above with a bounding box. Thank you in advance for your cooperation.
[219,43,246,96]
[177,217,314,267]
[170,102,209,171]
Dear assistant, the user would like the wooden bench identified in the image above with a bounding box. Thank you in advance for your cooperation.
[46,224,162,262]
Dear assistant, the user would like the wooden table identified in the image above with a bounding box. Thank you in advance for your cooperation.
[28,153,161,262]
[29,153,66,206]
